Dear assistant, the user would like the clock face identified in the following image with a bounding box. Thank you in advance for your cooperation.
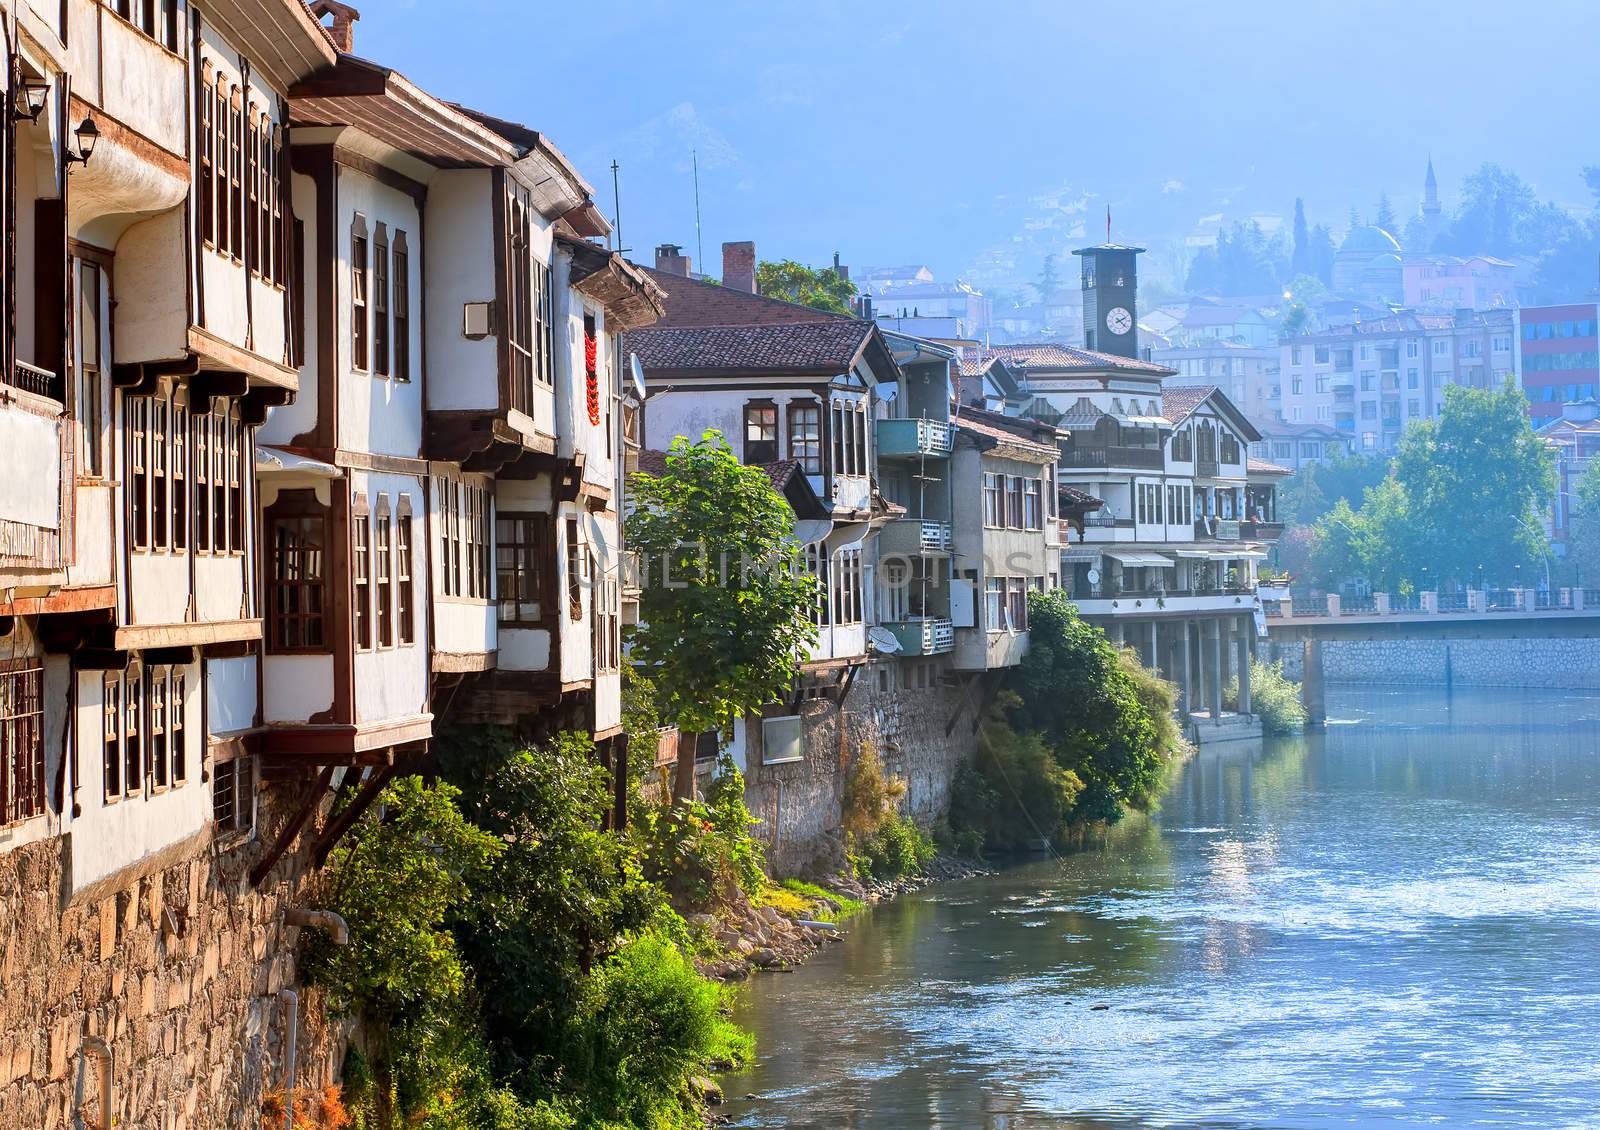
[1105,306,1134,335]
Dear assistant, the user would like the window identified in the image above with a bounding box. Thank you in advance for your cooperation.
[802,544,828,626]
[1291,377,1303,395]
[743,401,778,464]
[505,182,556,412]
[397,509,415,644]
[0,664,45,826]
[466,486,490,599]
[830,399,867,477]
[246,113,260,274]
[102,676,121,801]
[1408,398,1421,417]
[129,397,150,549]
[1273,441,1292,459]
[170,670,186,784]
[1006,476,1025,528]
[171,394,187,551]
[1407,368,1420,389]
[353,509,372,650]
[437,479,491,600]
[595,576,621,673]
[375,501,394,648]
[788,402,821,473]
[1360,372,1375,392]
[227,91,243,259]
[985,578,1003,631]
[497,513,550,625]
[982,473,1003,527]
[1291,346,1302,365]
[212,748,255,836]
[351,214,370,370]
[567,518,585,621]
[148,670,168,791]
[1024,478,1043,530]
[151,393,169,550]
[762,716,804,766]
[124,670,144,798]
[833,547,863,625]
[268,505,324,646]
[227,411,244,553]
[78,263,104,477]
[1432,339,1450,357]
[1361,402,1378,420]
[393,232,411,381]
[373,225,390,377]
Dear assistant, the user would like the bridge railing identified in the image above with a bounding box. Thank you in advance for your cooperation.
[1272,588,1595,620]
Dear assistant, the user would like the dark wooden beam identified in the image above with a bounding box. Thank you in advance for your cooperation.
[311,763,397,868]
[249,766,335,888]
[192,370,251,414]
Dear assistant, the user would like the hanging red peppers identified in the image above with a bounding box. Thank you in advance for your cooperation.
[584,330,601,426]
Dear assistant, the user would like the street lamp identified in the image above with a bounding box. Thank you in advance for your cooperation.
[1477,563,1485,591]
[13,78,50,124]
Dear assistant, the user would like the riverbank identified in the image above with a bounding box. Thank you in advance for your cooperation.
[695,854,991,983]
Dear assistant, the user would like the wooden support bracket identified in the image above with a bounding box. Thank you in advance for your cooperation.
[249,766,335,888]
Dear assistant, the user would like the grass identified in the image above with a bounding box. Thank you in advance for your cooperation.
[775,879,865,923]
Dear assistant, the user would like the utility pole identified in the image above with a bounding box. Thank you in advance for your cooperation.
[610,160,623,255]
[693,149,704,276]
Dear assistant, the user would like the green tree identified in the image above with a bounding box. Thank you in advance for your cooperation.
[1562,459,1600,581]
[755,259,856,314]
[1375,191,1397,232]
[1389,381,1554,585]
[1035,252,1063,303]
[1308,498,1365,589]
[1007,591,1174,825]
[627,431,819,797]
[1438,163,1581,258]
[1290,197,1312,278]
[438,729,659,1094]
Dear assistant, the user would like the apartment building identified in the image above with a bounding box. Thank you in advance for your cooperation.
[1154,341,1280,421]
[1515,303,1600,424]
[1278,308,1515,451]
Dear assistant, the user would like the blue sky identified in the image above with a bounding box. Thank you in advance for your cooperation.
[351,0,1600,290]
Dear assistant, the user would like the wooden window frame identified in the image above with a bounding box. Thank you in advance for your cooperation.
[393,231,411,381]
[353,505,373,651]
[351,213,369,371]
[211,745,255,838]
[123,665,144,799]
[396,505,415,645]
[373,224,390,377]
[194,411,212,554]
[787,401,822,474]
[170,670,186,784]
[171,391,188,550]
[102,675,122,802]
[151,390,170,550]
[267,492,329,653]
[148,667,169,792]
[375,497,394,649]
[496,511,551,627]
[0,662,46,827]
[566,518,584,622]
[78,261,105,478]
[129,396,150,550]
[743,400,778,465]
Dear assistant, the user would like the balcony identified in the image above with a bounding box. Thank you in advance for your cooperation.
[1196,456,1219,477]
[1239,520,1285,541]
[1195,518,1241,540]
[882,617,955,656]
[877,417,953,459]
[4,362,61,402]
[1061,445,1164,470]
[879,518,953,557]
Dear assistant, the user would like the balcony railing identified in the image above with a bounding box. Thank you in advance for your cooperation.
[877,417,953,459]
[1195,518,1241,540]
[1196,456,1219,477]
[5,361,60,401]
[1082,512,1132,528]
[882,617,955,656]
[1061,445,1164,470]
[1239,520,1285,540]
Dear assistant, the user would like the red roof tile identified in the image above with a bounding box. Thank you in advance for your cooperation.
[1159,385,1214,424]
[643,268,851,329]
[1247,457,1293,475]
[976,342,1174,375]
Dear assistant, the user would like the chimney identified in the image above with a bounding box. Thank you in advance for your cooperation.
[833,251,849,281]
[654,243,691,277]
[722,241,756,294]
[310,0,360,52]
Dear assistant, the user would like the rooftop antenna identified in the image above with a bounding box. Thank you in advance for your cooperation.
[609,159,625,254]
[693,149,704,276]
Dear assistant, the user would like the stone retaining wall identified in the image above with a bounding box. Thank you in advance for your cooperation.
[741,662,976,878]
[0,779,345,1130]
[1266,636,1600,689]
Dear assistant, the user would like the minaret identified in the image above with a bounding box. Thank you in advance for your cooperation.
[1422,157,1442,246]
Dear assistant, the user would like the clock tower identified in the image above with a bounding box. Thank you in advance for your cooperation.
[1073,242,1144,359]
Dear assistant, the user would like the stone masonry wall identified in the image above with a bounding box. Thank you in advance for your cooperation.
[741,662,976,878]
[0,777,345,1130]
[1266,637,1600,690]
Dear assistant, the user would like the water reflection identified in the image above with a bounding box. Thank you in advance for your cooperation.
[722,687,1600,1129]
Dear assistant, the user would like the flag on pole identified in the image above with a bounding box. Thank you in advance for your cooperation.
[1106,206,1112,243]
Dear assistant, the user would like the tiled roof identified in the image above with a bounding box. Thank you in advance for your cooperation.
[1159,385,1214,424]
[1247,457,1293,475]
[976,342,1173,375]
[643,268,851,329]
[953,406,1060,461]
[1060,485,1105,509]
[635,448,805,493]
[627,321,874,374]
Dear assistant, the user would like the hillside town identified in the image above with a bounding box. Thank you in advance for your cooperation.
[4,1,1600,1128]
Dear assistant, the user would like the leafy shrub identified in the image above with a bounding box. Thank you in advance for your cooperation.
[637,754,768,910]
[562,932,753,1129]
[777,879,864,922]
[853,812,936,881]
[950,707,1084,855]
[1229,659,1307,734]
[840,741,904,842]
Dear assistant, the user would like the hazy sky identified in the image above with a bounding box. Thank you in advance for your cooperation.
[350,0,1600,289]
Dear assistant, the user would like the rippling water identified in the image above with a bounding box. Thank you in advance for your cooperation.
[721,687,1600,1128]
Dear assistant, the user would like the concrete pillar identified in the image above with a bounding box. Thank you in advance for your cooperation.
[1149,621,1160,674]
[1421,590,1439,614]
[1209,620,1224,723]
[1179,620,1193,716]
[1467,588,1484,613]
[1236,621,1252,716]
[1219,619,1232,702]
[1326,593,1342,617]
[1522,587,1538,612]
[1302,637,1326,727]
[1374,592,1391,615]
[1576,588,1587,612]
[1109,621,1124,648]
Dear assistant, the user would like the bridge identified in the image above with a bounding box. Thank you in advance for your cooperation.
[1262,591,1600,724]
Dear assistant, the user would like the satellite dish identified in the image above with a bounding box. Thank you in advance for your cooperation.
[1086,568,1101,586]
[867,626,903,654]
[629,353,646,397]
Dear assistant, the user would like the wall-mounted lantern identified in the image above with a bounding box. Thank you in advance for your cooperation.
[66,117,99,166]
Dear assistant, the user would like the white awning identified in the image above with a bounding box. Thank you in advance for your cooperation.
[1060,547,1101,563]
[256,446,343,478]
[1105,549,1174,568]
[1120,415,1170,426]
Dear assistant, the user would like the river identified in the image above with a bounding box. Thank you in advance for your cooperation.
[721,686,1600,1128]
